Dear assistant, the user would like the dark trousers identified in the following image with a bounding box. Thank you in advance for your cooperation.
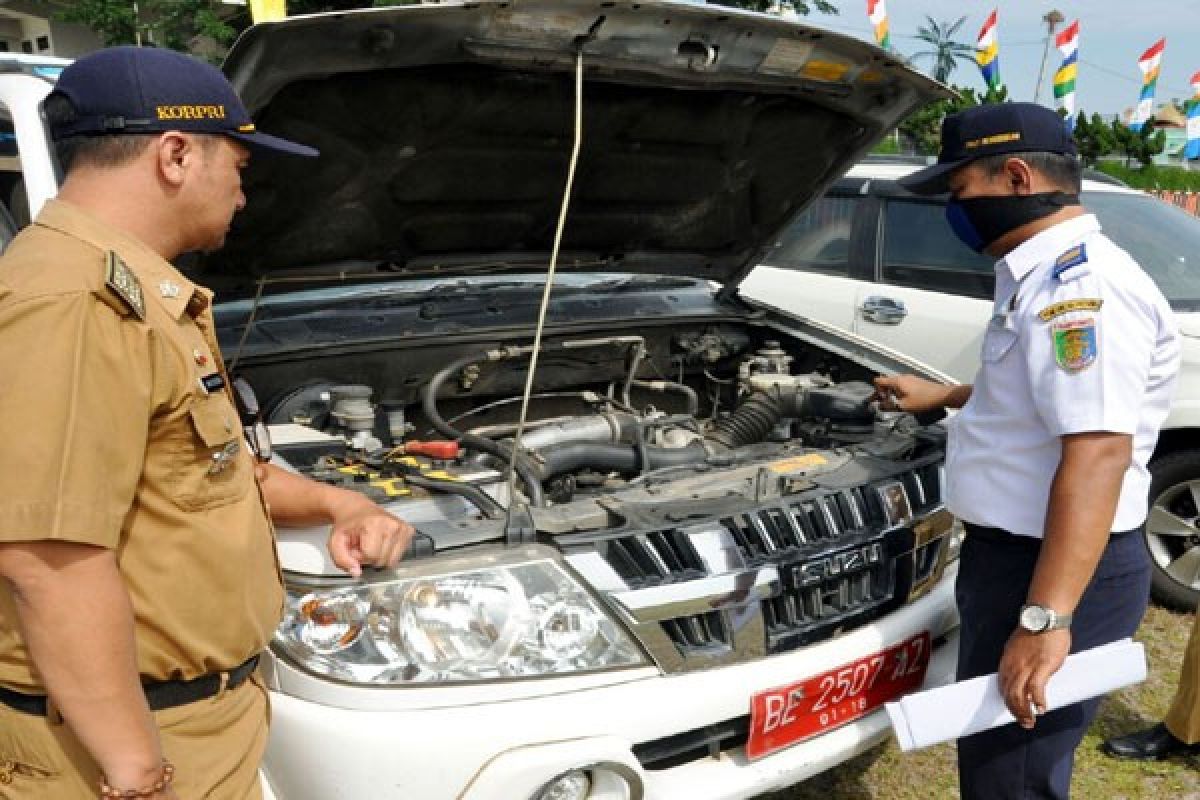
[955,524,1151,800]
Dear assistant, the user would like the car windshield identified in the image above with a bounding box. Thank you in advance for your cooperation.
[1086,190,1200,312]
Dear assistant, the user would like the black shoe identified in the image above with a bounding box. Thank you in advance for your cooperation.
[1102,723,1200,760]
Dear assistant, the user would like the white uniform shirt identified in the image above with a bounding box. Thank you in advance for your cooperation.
[945,213,1181,538]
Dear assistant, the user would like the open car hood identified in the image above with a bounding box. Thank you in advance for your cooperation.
[208,0,949,291]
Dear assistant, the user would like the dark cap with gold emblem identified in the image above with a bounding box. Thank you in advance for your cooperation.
[47,46,317,158]
[900,102,1077,195]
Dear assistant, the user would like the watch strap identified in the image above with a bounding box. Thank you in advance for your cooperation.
[1047,609,1073,631]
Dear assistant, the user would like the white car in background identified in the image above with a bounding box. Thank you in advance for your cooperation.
[743,159,1200,610]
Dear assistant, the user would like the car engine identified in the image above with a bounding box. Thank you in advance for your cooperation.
[256,324,941,525]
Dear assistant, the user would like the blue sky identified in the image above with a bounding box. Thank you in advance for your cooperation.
[810,1,1200,115]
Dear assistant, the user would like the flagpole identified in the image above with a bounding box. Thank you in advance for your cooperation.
[1034,10,1064,104]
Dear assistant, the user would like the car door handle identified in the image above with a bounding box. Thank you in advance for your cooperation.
[860,296,908,325]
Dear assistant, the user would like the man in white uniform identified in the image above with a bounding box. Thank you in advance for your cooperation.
[876,102,1180,799]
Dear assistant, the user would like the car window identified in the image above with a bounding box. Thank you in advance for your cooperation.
[0,109,21,250]
[881,200,996,300]
[765,194,861,277]
[1085,190,1200,312]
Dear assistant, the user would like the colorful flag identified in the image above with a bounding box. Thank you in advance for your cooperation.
[1186,71,1200,160]
[1130,38,1166,132]
[866,0,891,51]
[976,10,1001,91]
[248,0,287,23]
[1053,20,1079,129]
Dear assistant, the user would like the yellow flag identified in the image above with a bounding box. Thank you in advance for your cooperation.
[248,0,287,23]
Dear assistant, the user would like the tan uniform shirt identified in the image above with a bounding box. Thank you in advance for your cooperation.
[0,200,283,692]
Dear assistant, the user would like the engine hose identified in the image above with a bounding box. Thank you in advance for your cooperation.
[707,390,786,449]
[632,418,650,479]
[631,379,700,416]
[422,351,547,507]
[403,474,504,520]
[532,441,709,482]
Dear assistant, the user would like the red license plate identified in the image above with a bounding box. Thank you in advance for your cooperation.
[746,632,931,761]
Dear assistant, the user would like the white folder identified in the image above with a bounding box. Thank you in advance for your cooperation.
[885,638,1147,752]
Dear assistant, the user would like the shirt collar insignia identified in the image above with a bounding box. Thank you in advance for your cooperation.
[1001,214,1101,283]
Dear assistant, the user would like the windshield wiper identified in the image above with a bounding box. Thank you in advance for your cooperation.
[386,252,617,275]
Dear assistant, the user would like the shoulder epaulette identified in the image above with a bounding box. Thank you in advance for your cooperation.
[102,251,145,320]
[1051,243,1088,281]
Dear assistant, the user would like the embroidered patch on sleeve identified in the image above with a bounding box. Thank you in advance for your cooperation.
[1051,243,1088,280]
[1052,318,1097,372]
[1037,298,1103,322]
[104,251,145,320]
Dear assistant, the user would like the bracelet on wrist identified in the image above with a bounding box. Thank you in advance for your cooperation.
[98,759,175,799]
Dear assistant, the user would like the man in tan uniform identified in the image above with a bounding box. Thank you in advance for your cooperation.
[1103,613,1200,760]
[0,48,414,798]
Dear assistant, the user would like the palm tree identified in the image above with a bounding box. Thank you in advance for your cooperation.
[912,16,976,84]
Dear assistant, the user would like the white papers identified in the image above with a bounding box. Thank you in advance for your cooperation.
[885,638,1146,752]
[268,423,340,445]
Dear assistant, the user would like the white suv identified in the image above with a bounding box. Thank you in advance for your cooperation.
[743,158,1200,610]
[0,5,964,800]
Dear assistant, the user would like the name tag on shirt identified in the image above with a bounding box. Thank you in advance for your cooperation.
[199,373,226,394]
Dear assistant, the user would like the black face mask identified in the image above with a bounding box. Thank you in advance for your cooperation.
[945,192,1081,253]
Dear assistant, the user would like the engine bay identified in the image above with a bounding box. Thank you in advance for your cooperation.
[252,320,944,547]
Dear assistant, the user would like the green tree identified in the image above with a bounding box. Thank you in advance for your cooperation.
[898,98,952,154]
[46,0,137,46]
[42,0,419,55]
[897,83,1009,155]
[44,0,238,52]
[1109,118,1166,168]
[911,16,975,84]
[1071,112,1118,167]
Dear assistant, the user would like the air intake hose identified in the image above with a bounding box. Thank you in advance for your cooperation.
[707,382,876,450]
[531,441,710,482]
[707,390,787,449]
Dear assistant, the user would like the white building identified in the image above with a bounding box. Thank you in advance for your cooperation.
[0,2,102,58]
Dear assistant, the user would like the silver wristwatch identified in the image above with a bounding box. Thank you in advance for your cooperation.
[1018,603,1073,634]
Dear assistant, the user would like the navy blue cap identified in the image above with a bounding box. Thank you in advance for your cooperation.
[899,102,1076,195]
[48,46,317,158]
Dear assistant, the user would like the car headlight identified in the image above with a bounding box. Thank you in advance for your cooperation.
[275,548,647,685]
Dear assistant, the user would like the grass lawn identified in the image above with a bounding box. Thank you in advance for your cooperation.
[760,605,1199,799]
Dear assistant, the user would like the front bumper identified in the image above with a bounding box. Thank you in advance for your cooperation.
[260,563,958,800]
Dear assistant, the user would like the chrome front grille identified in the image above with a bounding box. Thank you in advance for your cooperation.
[602,529,705,588]
[662,611,728,654]
[722,486,881,558]
[560,462,949,673]
[904,462,943,512]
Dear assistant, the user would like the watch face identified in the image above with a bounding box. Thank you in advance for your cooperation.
[1021,605,1050,632]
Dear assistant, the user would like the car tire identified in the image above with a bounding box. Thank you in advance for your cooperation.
[1145,451,1200,611]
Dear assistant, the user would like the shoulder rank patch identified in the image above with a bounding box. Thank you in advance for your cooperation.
[1038,298,1103,322]
[1051,244,1088,281]
[1052,318,1097,372]
[104,251,144,320]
